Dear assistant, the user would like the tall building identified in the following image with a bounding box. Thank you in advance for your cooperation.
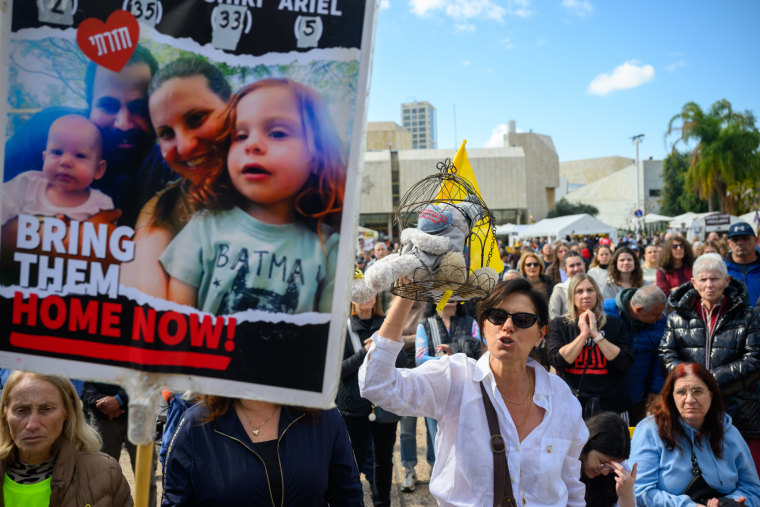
[401,101,437,149]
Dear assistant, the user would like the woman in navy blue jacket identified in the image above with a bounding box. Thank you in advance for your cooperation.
[161,396,363,506]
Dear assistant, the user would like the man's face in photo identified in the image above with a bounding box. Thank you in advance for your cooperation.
[89,62,154,159]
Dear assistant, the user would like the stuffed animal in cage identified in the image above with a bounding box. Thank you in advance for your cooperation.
[351,198,498,303]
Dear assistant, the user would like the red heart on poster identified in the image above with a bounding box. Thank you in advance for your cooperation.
[76,10,140,73]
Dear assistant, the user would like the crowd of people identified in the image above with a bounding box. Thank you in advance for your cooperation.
[1,39,759,506]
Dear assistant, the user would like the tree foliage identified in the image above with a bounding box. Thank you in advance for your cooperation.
[667,99,760,214]
[660,151,708,216]
[546,198,599,218]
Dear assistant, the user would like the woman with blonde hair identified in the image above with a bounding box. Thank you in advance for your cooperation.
[546,274,634,420]
[0,371,132,506]
[518,251,554,299]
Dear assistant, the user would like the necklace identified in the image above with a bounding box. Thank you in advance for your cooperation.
[514,374,534,440]
[238,402,278,436]
[502,370,533,406]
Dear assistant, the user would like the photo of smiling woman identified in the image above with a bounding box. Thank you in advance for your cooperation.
[120,56,231,298]
[159,78,345,315]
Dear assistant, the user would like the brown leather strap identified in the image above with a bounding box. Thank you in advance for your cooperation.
[480,381,517,506]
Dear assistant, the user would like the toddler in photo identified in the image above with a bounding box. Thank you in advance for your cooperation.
[160,78,346,315]
[1,114,113,226]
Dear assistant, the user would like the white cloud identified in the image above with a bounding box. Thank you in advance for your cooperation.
[410,0,446,16]
[455,23,476,31]
[506,0,533,18]
[410,0,533,21]
[485,123,524,147]
[501,37,515,49]
[587,61,655,96]
[379,0,391,9]
[666,59,686,72]
[562,0,592,17]
[461,60,472,66]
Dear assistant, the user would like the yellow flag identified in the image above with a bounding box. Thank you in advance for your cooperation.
[435,140,503,274]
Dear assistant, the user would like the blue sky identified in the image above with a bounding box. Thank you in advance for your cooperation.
[365,0,760,162]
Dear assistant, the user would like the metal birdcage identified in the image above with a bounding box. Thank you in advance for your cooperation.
[391,159,498,302]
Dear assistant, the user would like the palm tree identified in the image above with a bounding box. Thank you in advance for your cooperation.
[666,99,760,213]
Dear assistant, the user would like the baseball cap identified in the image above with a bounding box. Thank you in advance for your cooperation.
[727,222,756,239]
[599,237,611,246]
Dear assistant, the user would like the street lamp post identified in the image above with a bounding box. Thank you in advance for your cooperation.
[631,134,644,233]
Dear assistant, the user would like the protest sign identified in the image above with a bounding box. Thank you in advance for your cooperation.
[0,0,375,408]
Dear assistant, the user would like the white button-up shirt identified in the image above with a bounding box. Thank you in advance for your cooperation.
[359,333,588,506]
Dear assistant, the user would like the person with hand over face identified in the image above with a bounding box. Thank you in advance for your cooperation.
[546,274,634,420]
[580,412,637,507]
[360,278,588,506]
[629,363,760,507]
[0,372,132,506]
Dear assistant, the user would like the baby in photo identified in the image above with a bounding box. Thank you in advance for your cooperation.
[1,114,113,226]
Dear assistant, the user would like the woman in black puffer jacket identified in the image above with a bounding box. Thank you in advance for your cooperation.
[659,253,760,466]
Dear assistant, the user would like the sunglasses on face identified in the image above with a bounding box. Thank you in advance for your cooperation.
[484,308,541,328]
[671,244,684,250]
[524,262,540,268]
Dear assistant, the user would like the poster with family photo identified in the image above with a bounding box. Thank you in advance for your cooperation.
[0,0,375,407]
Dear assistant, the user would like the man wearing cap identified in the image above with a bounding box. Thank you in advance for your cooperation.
[725,221,760,306]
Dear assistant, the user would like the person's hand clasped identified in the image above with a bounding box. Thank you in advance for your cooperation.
[611,461,637,507]
[577,310,591,337]
[585,309,598,336]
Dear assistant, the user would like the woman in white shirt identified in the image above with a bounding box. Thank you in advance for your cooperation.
[359,278,588,506]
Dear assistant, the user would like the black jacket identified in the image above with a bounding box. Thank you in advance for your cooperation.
[546,314,634,414]
[660,278,760,438]
[336,316,405,417]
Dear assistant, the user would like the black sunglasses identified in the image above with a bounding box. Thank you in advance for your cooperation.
[484,308,541,329]
[671,244,684,250]
[524,262,540,268]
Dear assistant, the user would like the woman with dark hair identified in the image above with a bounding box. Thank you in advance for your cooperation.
[120,56,232,298]
[162,396,363,505]
[518,251,554,299]
[546,242,569,284]
[546,273,634,420]
[587,244,613,287]
[360,279,588,505]
[656,235,695,296]
[337,295,405,507]
[600,246,647,299]
[580,412,636,507]
[629,363,760,506]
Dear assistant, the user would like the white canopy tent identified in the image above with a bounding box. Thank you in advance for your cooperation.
[738,210,760,234]
[517,214,618,243]
[643,213,672,224]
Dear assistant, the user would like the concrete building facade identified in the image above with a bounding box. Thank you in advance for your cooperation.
[401,101,437,149]
[365,121,412,151]
[562,159,664,230]
[359,121,560,239]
